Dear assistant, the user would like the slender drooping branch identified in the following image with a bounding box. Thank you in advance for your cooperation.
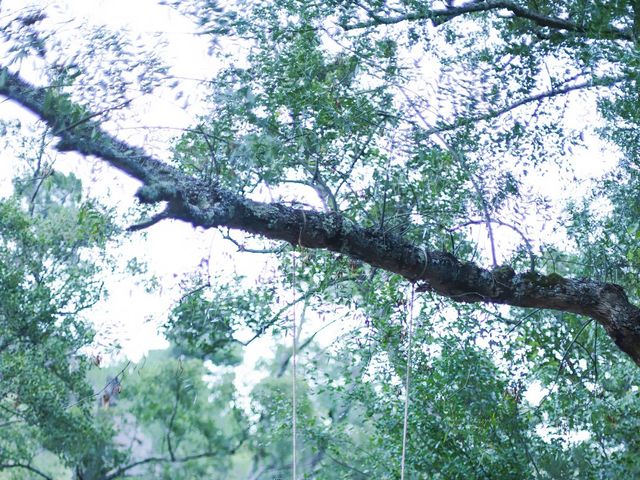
[0,463,54,480]
[423,76,626,135]
[343,1,634,42]
[2,68,640,366]
[103,449,239,480]
[103,426,247,479]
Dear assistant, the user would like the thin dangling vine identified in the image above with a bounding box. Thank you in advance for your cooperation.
[291,249,298,480]
[400,284,415,479]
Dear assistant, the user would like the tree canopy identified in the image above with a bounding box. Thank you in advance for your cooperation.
[2,0,640,478]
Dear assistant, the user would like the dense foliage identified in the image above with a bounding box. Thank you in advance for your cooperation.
[3,0,640,478]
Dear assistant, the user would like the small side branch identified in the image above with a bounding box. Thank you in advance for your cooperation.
[53,99,132,137]
[127,209,170,232]
[222,229,286,254]
[452,218,536,272]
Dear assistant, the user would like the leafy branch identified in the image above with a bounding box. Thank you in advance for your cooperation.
[3,67,640,367]
[342,1,634,42]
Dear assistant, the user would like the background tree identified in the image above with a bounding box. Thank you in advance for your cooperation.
[0,140,122,479]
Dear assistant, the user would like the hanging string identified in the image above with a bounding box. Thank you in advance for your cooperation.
[400,284,415,480]
[291,250,298,480]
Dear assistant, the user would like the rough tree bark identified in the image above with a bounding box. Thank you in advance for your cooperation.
[2,68,640,365]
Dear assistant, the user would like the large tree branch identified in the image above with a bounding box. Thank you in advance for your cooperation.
[343,1,634,41]
[2,68,640,365]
